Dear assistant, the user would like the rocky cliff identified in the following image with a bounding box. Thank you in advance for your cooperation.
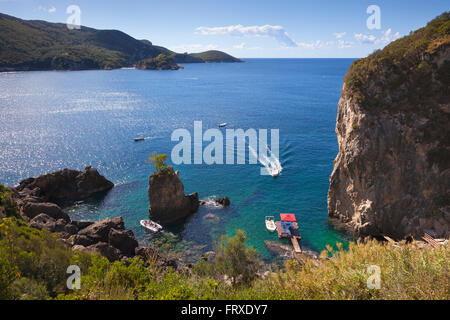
[148,167,199,225]
[328,13,450,239]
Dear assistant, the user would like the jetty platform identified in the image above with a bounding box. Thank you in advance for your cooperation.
[275,217,302,253]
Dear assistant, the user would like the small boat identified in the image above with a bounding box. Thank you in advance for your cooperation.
[218,123,227,128]
[265,216,276,232]
[134,137,145,142]
[271,167,280,177]
[140,219,162,233]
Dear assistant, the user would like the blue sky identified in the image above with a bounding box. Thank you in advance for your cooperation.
[1,0,448,58]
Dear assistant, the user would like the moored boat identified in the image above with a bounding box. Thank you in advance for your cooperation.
[140,219,162,232]
[265,216,276,232]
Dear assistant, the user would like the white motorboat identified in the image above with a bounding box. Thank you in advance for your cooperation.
[265,216,276,232]
[218,123,227,128]
[140,219,163,232]
[271,167,280,177]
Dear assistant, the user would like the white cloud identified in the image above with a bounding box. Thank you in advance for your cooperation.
[169,44,218,53]
[333,32,346,39]
[380,28,401,43]
[233,42,246,49]
[38,5,56,13]
[338,40,353,48]
[296,40,331,49]
[354,29,401,45]
[196,24,297,47]
[354,33,377,44]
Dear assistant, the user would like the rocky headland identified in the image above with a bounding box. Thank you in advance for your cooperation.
[328,13,450,240]
[0,13,242,72]
[136,54,183,71]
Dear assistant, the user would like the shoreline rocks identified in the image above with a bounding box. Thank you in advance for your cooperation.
[14,166,114,204]
[199,196,231,207]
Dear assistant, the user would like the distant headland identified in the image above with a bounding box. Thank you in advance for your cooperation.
[0,12,243,72]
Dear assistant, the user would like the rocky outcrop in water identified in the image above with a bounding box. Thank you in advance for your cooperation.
[14,166,114,204]
[136,54,183,70]
[148,167,199,225]
[328,13,450,239]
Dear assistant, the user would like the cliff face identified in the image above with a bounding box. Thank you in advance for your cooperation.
[328,13,450,239]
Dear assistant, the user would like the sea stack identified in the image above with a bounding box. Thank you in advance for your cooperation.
[327,13,450,239]
[148,167,199,225]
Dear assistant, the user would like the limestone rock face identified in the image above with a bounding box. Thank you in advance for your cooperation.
[148,167,199,224]
[328,28,450,239]
[15,166,114,203]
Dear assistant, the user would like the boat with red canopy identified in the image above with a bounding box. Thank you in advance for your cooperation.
[275,213,302,253]
[280,213,296,222]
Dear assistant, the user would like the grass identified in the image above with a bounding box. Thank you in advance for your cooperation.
[1,184,448,300]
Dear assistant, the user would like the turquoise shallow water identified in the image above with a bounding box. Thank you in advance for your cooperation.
[0,59,354,261]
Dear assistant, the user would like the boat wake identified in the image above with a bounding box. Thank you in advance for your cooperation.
[249,145,283,177]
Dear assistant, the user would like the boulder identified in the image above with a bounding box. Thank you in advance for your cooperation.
[54,219,67,232]
[199,197,231,207]
[29,213,56,232]
[68,234,97,247]
[216,197,231,206]
[71,220,94,231]
[135,246,157,260]
[64,223,79,235]
[148,168,199,224]
[85,242,121,262]
[72,245,88,252]
[15,166,114,203]
[22,202,70,221]
[78,217,125,243]
[264,240,294,259]
[108,228,138,257]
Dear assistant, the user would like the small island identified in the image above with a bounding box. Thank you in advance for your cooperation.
[136,54,183,70]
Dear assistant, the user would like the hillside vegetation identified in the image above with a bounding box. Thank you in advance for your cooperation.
[1,184,448,300]
[190,50,243,63]
[0,13,241,71]
[344,12,449,110]
[343,12,450,171]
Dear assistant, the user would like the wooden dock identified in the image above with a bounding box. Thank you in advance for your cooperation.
[275,221,302,253]
[290,237,302,253]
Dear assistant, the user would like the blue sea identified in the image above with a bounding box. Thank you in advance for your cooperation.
[0,59,354,261]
